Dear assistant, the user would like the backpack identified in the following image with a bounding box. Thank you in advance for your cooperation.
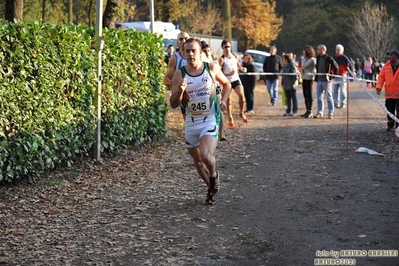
[296,68,302,84]
[291,62,301,85]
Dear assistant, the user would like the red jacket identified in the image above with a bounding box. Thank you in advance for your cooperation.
[376,60,399,99]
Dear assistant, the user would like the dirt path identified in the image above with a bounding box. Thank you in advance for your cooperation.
[1,82,398,266]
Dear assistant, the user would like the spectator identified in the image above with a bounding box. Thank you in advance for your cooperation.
[281,54,299,116]
[360,57,365,79]
[300,45,316,118]
[355,58,361,78]
[314,44,338,119]
[263,46,283,106]
[332,44,352,109]
[372,57,381,88]
[164,44,175,65]
[364,57,373,88]
[375,50,399,131]
[241,53,258,114]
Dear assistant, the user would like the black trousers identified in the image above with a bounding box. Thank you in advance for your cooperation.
[285,89,298,113]
[386,98,399,128]
[302,79,313,112]
[244,85,255,111]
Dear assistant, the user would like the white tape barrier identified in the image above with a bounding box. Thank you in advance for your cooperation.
[239,72,377,84]
[347,68,399,137]
[239,70,399,137]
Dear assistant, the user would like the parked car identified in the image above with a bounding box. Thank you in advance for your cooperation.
[244,49,270,82]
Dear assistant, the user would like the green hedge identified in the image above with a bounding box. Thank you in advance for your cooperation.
[0,20,167,182]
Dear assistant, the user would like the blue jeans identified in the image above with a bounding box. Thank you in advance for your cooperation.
[266,79,279,104]
[333,75,347,107]
[316,81,334,116]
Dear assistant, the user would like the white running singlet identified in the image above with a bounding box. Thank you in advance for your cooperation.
[175,52,187,70]
[182,63,220,148]
[222,54,240,83]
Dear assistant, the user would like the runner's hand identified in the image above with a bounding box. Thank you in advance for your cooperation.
[179,77,187,91]
[219,101,226,111]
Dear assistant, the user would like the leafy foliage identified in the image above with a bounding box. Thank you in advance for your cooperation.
[232,0,282,49]
[0,20,167,182]
[176,1,222,36]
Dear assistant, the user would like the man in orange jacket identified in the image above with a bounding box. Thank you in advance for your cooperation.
[376,50,399,131]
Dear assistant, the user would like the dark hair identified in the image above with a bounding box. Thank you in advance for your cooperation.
[303,45,315,58]
[221,39,230,47]
[167,44,174,49]
[283,54,290,61]
[201,42,210,51]
[243,53,254,63]
[184,38,202,48]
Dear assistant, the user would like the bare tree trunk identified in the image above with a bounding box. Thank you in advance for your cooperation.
[349,2,397,60]
[41,0,45,22]
[87,0,94,27]
[103,0,121,28]
[221,0,231,41]
[68,0,73,24]
[5,0,23,22]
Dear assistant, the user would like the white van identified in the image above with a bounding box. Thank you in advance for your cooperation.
[115,21,180,52]
[244,49,270,81]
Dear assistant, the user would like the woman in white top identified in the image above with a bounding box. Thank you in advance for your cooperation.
[300,45,316,118]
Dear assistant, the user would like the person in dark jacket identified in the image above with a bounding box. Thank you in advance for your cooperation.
[355,58,361,78]
[262,46,283,105]
[281,54,299,116]
[164,44,175,65]
[371,57,381,88]
[241,53,258,113]
[314,44,339,119]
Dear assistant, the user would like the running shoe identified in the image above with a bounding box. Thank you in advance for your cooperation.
[228,117,234,127]
[206,189,216,205]
[211,171,220,193]
[239,114,248,123]
[206,172,220,205]
[219,133,227,141]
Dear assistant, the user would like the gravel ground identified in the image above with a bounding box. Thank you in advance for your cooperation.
[1,82,398,266]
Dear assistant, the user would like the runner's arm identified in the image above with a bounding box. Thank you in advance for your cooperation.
[170,70,185,109]
[235,53,247,72]
[211,63,231,104]
[218,56,224,69]
[163,55,177,88]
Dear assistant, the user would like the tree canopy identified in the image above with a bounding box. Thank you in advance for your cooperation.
[272,0,399,59]
[1,0,398,59]
[232,0,282,49]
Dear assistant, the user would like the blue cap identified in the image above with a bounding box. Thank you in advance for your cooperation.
[387,50,399,56]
